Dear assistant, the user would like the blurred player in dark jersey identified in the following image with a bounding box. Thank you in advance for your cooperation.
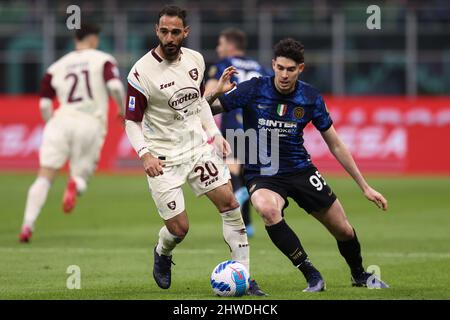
[205,28,268,237]
[206,38,389,292]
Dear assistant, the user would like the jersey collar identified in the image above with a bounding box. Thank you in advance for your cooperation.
[151,49,163,63]
[151,48,184,64]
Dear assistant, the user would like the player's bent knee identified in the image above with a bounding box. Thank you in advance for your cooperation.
[165,219,189,239]
[168,225,189,239]
[256,206,282,225]
[334,224,355,241]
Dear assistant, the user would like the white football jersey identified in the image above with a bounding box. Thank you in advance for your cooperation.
[44,48,119,128]
[126,47,210,166]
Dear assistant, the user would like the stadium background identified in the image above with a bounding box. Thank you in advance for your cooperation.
[0,0,449,300]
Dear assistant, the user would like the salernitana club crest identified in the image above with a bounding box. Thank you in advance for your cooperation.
[189,68,199,80]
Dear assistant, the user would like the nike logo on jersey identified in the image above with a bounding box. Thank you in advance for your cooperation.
[257,104,271,109]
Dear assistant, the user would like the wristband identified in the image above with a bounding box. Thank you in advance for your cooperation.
[137,147,150,158]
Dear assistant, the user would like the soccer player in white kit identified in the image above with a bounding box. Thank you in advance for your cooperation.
[124,6,264,295]
[19,24,125,243]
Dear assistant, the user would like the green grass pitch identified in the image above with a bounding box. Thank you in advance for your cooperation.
[1,173,449,299]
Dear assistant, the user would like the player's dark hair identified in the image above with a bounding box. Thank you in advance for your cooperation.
[220,28,247,51]
[158,5,187,26]
[75,23,101,41]
[273,38,305,64]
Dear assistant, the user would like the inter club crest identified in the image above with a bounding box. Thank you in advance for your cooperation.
[167,201,176,210]
[294,106,305,119]
[189,68,199,80]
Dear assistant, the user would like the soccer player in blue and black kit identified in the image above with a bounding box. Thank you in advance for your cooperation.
[205,28,268,237]
[206,38,389,292]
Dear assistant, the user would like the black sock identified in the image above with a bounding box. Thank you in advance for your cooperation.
[242,199,250,225]
[337,228,365,277]
[230,173,242,191]
[265,219,310,266]
[265,220,319,280]
[231,173,251,225]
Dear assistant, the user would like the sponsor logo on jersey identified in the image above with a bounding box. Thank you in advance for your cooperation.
[173,107,201,120]
[277,104,288,116]
[167,201,176,210]
[294,106,305,119]
[258,118,296,128]
[160,81,175,90]
[189,68,199,80]
[168,87,199,110]
[128,96,136,111]
[230,58,261,70]
[258,118,297,137]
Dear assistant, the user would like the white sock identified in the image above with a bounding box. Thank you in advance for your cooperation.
[221,207,250,273]
[72,176,87,194]
[156,226,181,256]
[23,176,51,230]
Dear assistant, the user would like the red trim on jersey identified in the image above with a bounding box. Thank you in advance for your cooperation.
[40,73,56,99]
[103,61,118,82]
[151,49,163,63]
[125,83,148,122]
[200,81,205,97]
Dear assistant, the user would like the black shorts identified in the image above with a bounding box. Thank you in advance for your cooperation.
[246,166,337,214]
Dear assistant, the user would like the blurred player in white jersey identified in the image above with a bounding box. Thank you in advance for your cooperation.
[19,23,125,243]
[124,5,264,295]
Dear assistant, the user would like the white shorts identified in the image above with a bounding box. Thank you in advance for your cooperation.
[147,146,231,220]
[39,110,105,180]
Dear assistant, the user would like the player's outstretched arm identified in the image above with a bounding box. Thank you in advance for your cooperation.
[204,78,224,115]
[205,66,239,114]
[321,125,388,211]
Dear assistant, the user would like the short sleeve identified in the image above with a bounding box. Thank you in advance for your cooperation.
[103,60,120,82]
[125,83,148,122]
[312,94,333,132]
[218,77,258,111]
[40,73,56,99]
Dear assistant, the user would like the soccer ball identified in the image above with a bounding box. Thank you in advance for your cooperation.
[210,260,250,297]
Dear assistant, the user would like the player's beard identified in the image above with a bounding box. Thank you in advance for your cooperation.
[160,40,183,61]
